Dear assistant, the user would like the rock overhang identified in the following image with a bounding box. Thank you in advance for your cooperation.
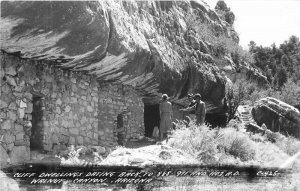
[1,0,231,111]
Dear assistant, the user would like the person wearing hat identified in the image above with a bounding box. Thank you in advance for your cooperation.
[159,94,173,141]
[186,94,197,123]
[188,94,197,108]
[180,93,206,126]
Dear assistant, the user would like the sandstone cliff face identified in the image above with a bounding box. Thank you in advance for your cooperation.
[0,0,264,111]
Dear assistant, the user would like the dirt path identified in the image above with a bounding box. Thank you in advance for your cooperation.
[125,137,158,149]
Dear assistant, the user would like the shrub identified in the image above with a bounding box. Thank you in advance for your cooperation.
[184,10,250,65]
[272,133,300,156]
[168,122,220,164]
[215,0,230,12]
[247,89,270,105]
[218,127,256,161]
[225,11,235,25]
[215,1,235,25]
[249,133,267,143]
[56,145,84,166]
[226,79,248,122]
[246,78,300,106]
[274,78,300,106]
[56,145,103,166]
[168,120,256,164]
[253,141,289,167]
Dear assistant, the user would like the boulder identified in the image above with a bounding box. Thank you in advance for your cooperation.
[158,151,172,160]
[91,146,106,155]
[252,97,300,139]
[129,157,146,165]
[245,123,265,134]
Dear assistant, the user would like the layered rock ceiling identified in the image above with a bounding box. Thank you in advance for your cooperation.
[0,0,264,112]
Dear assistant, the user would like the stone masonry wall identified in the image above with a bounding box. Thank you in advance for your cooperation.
[98,83,144,148]
[0,52,99,166]
[0,52,145,167]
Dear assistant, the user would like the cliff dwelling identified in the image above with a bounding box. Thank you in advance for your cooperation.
[0,52,148,162]
[0,1,235,165]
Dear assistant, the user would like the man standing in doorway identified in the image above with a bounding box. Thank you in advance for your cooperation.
[159,94,173,141]
[180,94,206,126]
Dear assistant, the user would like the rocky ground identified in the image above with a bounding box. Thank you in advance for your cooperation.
[55,138,198,167]
[1,144,300,191]
[101,144,199,166]
[1,130,300,190]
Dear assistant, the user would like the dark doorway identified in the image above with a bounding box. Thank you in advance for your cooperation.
[30,96,44,151]
[144,104,160,137]
[205,113,228,128]
[116,114,125,146]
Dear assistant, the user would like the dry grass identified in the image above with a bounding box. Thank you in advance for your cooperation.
[167,122,220,164]
[273,134,300,156]
[168,121,256,165]
[47,120,300,191]
[168,119,300,168]
[56,145,102,166]
[57,120,300,170]
[218,127,256,162]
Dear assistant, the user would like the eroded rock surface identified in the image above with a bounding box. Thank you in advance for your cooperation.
[0,0,266,110]
[252,97,300,139]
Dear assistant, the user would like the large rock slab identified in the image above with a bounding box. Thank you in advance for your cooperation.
[252,97,300,139]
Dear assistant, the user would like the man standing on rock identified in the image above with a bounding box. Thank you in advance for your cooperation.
[180,94,206,126]
[159,94,173,141]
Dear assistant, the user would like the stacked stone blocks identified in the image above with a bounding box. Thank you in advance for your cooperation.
[0,53,99,166]
[98,83,144,147]
[0,52,145,167]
